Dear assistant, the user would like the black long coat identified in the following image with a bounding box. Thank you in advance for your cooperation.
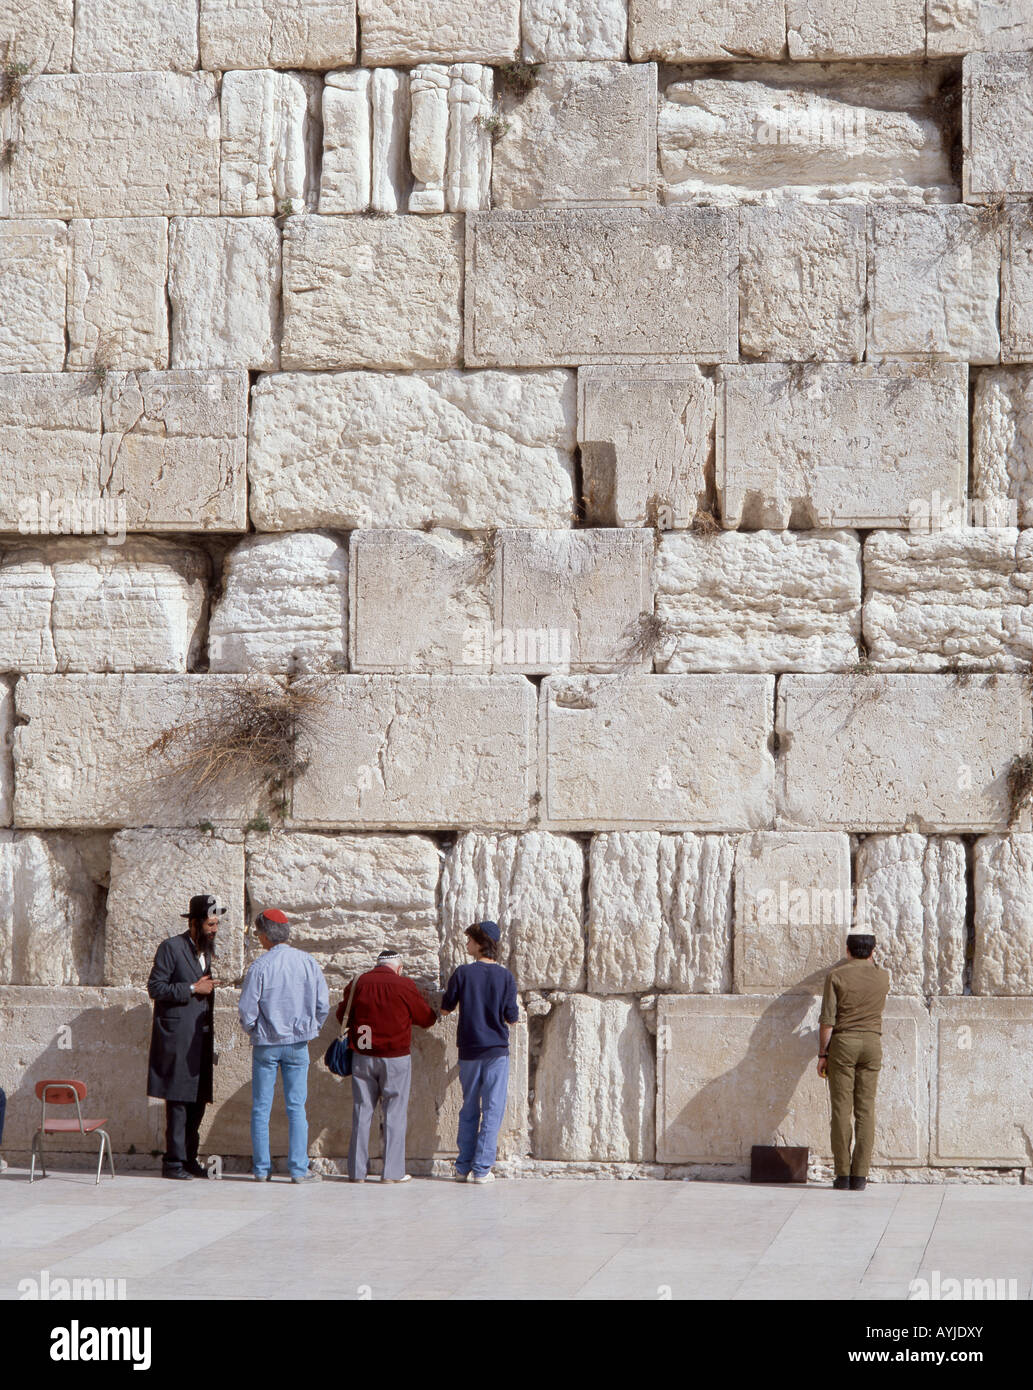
[146,932,215,1104]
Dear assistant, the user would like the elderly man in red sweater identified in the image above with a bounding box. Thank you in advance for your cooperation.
[336,947,437,1183]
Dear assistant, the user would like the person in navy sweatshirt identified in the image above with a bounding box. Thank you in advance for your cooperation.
[439,921,520,1185]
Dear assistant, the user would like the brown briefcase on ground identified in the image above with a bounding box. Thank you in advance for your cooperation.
[750,1145,809,1183]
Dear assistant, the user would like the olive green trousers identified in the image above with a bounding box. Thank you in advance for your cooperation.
[827,1030,882,1178]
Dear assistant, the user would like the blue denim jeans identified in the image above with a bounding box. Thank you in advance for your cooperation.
[456,1055,509,1177]
[251,1041,311,1179]
[0,1085,5,1145]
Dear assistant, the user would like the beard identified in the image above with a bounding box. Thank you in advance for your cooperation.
[198,926,218,958]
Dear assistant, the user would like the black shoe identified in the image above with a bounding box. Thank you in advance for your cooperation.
[849,1176,868,1191]
[833,1175,850,1190]
[185,1162,209,1179]
[163,1167,192,1181]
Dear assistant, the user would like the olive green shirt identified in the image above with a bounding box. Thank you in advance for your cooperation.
[820,957,891,1035]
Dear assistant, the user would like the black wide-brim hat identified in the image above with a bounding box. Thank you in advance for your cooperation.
[181,893,228,920]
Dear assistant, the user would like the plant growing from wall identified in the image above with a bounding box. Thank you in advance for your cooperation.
[1007,751,1033,826]
[495,61,540,97]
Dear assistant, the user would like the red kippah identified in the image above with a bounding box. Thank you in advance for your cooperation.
[260,908,289,924]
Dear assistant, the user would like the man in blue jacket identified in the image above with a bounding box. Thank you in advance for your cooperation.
[238,909,329,1184]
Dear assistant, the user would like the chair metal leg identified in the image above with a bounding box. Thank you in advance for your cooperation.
[102,1130,115,1181]
[95,1132,104,1186]
[29,1131,37,1185]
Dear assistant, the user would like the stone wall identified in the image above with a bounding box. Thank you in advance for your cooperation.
[1,2,1033,1177]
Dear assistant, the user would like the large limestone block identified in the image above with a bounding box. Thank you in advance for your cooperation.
[281,215,463,370]
[440,831,585,989]
[465,208,738,367]
[777,675,1031,832]
[522,0,627,59]
[659,66,953,205]
[0,832,105,985]
[533,995,655,1160]
[13,676,275,829]
[209,532,348,675]
[357,0,519,62]
[0,0,72,71]
[932,997,1033,1164]
[0,375,101,532]
[8,73,220,217]
[655,530,861,674]
[867,207,1001,364]
[66,219,169,372]
[657,995,931,1164]
[0,222,68,373]
[974,367,1033,526]
[739,204,866,362]
[492,62,656,209]
[716,363,968,530]
[248,370,576,530]
[577,365,712,529]
[963,53,1033,201]
[733,833,853,995]
[199,0,357,69]
[496,529,654,673]
[245,832,440,988]
[1003,216,1033,363]
[863,529,1033,671]
[0,678,10,826]
[349,529,493,673]
[786,0,924,57]
[320,69,372,213]
[629,0,784,59]
[290,675,536,830]
[929,0,1033,54]
[539,675,776,831]
[105,830,246,987]
[444,65,493,214]
[973,834,1033,995]
[221,70,320,216]
[406,64,449,213]
[587,831,735,994]
[169,218,280,371]
[370,66,412,213]
[72,0,199,71]
[856,834,967,997]
[0,537,209,673]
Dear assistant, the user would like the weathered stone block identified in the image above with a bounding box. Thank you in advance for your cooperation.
[8,74,220,217]
[245,832,440,988]
[290,676,536,830]
[856,833,967,997]
[733,832,853,994]
[465,208,738,367]
[0,0,72,71]
[863,529,1033,671]
[929,0,1033,54]
[974,367,1033,525]
[932,998,1033,1164]
[199,0,357,69]
[0,832,105,985]
[66,219,169,372]
[577,365,713,529]
[169,218,280,371]
[492,62,656,209]
[1002,217,1033,363]
[0,537,209,673]
[357,0,519,63]
[443,64,493,214]
[440,831,585,989]
[739,204,866,362]
[786,0,924,57]
[370,66,411,213]
[659,66,952,204]
[629,0,784,59]
[248,369,576,530]
[105,829,246,987]
[319,69,372,213]
[963,53,1033,201]
[522,0,627,59]
[533,995,655,1160]
[657,994,931,1164]
[0,222,68,373]
[777,675,1031,832]
[349,529,492,673]
[282,215,463,370]
[867,207,1001,364]
[716,363,968,530]
[72,0,199,71]
[406,64,450,213]
[540,675,775,830]
[209,532,348,675]
[221,70,320,216]
[655,530,861,673]
[496,529,653,673]
[973,834,1033,995]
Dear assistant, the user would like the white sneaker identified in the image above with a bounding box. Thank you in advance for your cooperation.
[472,1170,495,1185]
[382,1173,412,1183]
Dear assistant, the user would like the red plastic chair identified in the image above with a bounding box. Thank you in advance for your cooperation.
[30,1080,115,1186]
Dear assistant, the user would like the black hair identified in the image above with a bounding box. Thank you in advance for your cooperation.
[847,934,876,959]
[466,924,498,960]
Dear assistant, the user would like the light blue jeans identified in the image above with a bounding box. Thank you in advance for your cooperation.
[456,1055,509,1177]
[251,1041,311,1179]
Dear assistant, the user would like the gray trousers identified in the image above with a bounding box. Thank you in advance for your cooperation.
[349,1053,412,1181]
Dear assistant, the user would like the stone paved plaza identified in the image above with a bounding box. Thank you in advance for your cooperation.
[2,1170,1031,1302]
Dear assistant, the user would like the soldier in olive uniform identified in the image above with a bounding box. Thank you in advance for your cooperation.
[817,933,891,1192]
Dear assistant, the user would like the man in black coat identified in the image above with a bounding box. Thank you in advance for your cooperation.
[147,893,225,1180]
